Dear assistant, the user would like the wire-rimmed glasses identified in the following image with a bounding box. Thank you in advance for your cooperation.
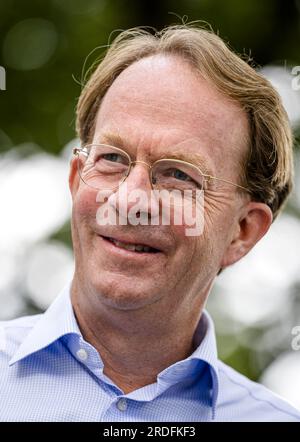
[73,143,249,196]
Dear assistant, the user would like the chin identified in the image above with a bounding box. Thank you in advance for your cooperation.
[88,272,162,311]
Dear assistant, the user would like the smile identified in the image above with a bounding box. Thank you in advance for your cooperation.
[100,235,160,254]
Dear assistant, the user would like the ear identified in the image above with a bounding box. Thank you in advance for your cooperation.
[69,156,80,200]
[220,202,273,269]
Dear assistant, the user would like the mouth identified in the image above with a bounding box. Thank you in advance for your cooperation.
[100,235,161,254]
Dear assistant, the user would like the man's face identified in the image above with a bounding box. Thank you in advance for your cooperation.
[70,55,249,312]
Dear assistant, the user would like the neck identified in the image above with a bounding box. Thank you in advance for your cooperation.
[71,278,208,394]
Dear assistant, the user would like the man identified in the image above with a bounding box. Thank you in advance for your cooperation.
[1,25,299,422]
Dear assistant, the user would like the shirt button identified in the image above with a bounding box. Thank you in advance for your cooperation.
[116,398,127,412]
[76,348,88,361]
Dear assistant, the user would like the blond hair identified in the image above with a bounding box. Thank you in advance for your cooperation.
[76,24,294,219]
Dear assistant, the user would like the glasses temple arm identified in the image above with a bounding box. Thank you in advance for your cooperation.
[203,174,249,192]
[73,147,89,157]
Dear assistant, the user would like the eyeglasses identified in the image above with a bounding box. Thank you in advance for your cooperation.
[73,144,249,194]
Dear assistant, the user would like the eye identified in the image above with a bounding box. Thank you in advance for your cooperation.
[172,169,194,182]
[102,153,124,163]
[154,163,201,189]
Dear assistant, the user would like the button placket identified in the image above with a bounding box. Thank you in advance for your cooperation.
[116,397,127,412]
[76,348,88,361]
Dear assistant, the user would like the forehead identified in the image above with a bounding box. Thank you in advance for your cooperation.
[93,55,249,177]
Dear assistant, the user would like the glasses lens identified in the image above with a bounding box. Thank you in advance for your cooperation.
[151,159,204,207]
[78,144,130,190]
[152,159,204,190]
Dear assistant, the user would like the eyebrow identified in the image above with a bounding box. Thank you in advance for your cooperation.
[95,131,214,176]
[155,149,213,175]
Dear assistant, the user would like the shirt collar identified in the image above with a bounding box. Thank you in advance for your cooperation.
[9,280,80,366]
[156,309,219,416]
[192,309,220,416]
[9,282,219,416]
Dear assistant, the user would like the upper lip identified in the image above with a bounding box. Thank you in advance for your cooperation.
[98,232,166,253]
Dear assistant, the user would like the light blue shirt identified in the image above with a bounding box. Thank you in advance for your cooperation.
[0,282,299,422]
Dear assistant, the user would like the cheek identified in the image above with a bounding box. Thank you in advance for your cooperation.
[73,187,99,224]
[170,222,218,289]
[175,198,226,258]
[204,194,235,237]
[71,187,102,255]
[202,196,240,266]
[171,223,204,262]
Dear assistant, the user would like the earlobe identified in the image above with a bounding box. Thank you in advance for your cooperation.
[220,202,273,269]
[69,157,80,200]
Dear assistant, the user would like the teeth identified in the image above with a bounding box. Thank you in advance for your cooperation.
[113,239,136,251]
[135,244,145,252]
[111,239,153,253]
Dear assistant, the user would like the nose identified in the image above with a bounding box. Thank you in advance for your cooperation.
[108,162,160,224]
[126,160,152,189]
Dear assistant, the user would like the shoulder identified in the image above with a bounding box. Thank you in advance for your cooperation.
[0,313,42,336]
[0,314,42,329]
[0,314,42,362]
[216,359,300,422]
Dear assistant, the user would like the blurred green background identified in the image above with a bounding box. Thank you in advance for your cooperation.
[0,0,300,409]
